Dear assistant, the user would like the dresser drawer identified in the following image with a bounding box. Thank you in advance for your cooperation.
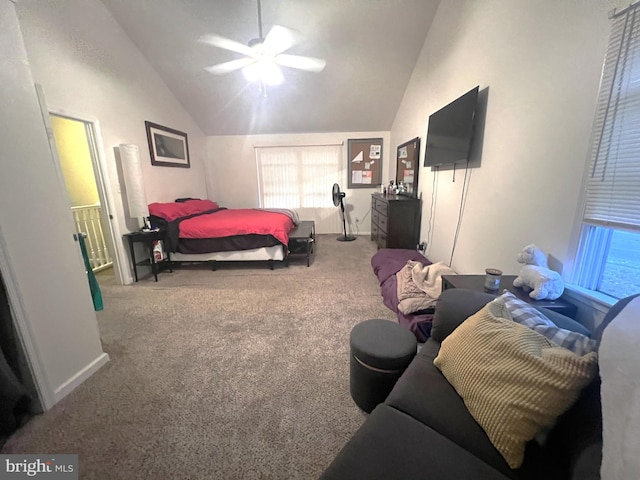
[372,207,380,226]
[377,232,387,248]
[373,196,388,216]
[377,212,388,233]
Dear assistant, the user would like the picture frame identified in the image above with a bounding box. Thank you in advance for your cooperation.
[347,138,383,188]
[145,121,190,168]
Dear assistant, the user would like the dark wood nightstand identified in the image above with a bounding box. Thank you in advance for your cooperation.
[286,220,315,267]
[124,230,172,282]
[441,274,578,319]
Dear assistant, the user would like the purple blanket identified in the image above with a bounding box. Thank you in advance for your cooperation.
[371,249,435,342]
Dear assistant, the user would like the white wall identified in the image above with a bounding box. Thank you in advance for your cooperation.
[16,0,211,283]
[391,0,613,278]
[206,131,390,234]
[0,0,108,408]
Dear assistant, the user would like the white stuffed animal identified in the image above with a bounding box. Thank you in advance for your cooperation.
[516,243,548,268]
[513,244,564,300]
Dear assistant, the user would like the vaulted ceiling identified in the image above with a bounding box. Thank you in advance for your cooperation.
[100,0,440,136]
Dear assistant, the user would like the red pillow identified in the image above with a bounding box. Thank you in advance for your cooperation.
[148,199,219,221]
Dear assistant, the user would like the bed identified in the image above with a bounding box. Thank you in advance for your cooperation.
[148,199,298,268]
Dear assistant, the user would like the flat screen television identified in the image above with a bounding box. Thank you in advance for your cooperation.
[424,86,479,167]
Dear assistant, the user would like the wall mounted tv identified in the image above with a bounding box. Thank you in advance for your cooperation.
[424,86,479,167]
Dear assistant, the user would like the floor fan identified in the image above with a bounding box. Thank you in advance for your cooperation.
[332,183,356,242]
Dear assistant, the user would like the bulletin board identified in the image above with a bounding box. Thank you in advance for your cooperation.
[396,137,421,197]
[347,138,383,188]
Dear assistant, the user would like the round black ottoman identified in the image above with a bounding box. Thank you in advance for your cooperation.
[349,319,417,413]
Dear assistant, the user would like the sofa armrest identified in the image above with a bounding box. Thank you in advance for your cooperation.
[431,289,495,342]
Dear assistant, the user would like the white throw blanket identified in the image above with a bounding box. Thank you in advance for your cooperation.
[600,295,640,480]
[255,208,300,226]
[411,261,457,299]
[396,261,456,314]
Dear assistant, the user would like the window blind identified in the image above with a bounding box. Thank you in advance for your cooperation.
[255,144,343,233]
[583,6,640,232]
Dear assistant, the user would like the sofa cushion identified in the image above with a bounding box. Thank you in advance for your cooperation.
[434,302,599,469]
[386,340,564,479]
[430,288,496,342]
[320,404,512,480]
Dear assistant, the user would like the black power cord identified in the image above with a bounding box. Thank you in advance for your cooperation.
[449,163,472,266]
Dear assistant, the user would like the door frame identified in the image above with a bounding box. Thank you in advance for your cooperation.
[0,229,51,410]
[45,107,126,286]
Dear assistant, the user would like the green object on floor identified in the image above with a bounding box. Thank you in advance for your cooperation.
[78,234,103,311]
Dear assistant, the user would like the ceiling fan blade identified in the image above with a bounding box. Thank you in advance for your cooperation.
[198,34,256,58]
[205,58,256,75]
[262,25,301,55]
[275,54,326,73]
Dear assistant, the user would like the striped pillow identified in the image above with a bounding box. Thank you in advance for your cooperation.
[493,291,597,356]
[434,301,598,469]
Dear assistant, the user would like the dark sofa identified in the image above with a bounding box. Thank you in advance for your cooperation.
[320,288,634,480]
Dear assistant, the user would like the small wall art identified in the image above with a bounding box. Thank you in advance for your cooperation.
[145,121,190,168]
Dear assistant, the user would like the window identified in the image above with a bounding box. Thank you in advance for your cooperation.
[255,144,343,233]
[572,6,640,300]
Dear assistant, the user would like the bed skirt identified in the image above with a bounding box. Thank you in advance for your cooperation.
[171,245,286,263]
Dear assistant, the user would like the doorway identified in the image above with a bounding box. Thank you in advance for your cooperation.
[49,114,123,286]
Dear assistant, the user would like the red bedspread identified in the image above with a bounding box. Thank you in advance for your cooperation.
[178,209,294,246]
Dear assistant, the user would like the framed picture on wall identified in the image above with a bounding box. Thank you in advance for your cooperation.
[145,121,190,168]
[396,137,420,197]
[347,138,383,188]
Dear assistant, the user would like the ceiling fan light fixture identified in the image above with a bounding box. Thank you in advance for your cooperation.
[242,59,284,86]
[201,0,326,86]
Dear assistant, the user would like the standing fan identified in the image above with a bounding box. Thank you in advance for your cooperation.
[332,183,356,242]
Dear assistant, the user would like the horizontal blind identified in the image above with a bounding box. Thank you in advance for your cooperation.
[583,7,640,232]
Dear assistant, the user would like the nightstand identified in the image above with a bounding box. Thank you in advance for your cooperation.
[123,230,172,282]
[441,274,578,319]
[286,220,316,267]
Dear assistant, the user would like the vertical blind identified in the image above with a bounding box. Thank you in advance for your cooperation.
[583,6,640,232]
[255,144,343,233]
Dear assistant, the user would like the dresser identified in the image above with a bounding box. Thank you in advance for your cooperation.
[371,193,421,249]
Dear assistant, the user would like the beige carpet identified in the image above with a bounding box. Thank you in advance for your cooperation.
[2,235,395,479]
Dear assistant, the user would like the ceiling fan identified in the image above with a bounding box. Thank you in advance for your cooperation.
[199,0,326,87]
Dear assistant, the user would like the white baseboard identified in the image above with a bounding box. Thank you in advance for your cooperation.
[52,352,110,406]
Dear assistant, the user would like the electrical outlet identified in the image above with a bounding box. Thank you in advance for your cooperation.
[355,217,360,224]
[417,242,426,252]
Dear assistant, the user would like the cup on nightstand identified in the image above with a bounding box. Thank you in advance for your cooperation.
[484,268,503,291]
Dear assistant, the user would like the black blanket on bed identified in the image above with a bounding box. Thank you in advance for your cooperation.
[150,207,225,253]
